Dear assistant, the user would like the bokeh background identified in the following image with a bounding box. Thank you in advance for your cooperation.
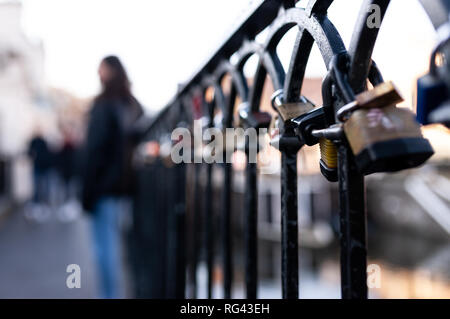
[0,0,448,298]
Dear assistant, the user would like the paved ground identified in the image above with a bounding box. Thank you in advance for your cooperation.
[0,207,98,298]
[0,205,340,299]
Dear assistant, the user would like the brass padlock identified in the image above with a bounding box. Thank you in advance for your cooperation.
[271,90,315,122]
[270,90,316,152]
[342,82,434,175]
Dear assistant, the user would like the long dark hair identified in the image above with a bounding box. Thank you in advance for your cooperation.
[96,55,134,103]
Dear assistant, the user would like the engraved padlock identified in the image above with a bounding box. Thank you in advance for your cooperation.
[342,81,434,175]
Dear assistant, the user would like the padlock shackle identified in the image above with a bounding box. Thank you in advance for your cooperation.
[271,89,284,111]
[322,53,358,126]
[368,60,384,86]
[321,72,336,126]
[329,54,356,105]
[430,22,450,75]
[326,54,389,124]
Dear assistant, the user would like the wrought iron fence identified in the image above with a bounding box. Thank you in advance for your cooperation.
[135,0,450,299]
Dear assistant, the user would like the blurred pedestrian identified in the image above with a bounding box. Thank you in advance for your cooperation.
[27,129,52,208]
[82,55,143,299]
[55,124,82,222]
[58,128,76,199]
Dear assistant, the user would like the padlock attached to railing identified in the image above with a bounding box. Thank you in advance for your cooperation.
[271,87,338,181]
[236,102,272,155]
[270,90,316,151]
[417,23,450,127]
[271,90,315,123]
[339,81,434,175]
[238,102,272,130]
[417,33,450,125]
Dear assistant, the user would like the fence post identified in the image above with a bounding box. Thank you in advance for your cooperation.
[204,163,214,298]
[244,161,258,299]
[222,161,233,298]
[278,119,302,299]
[337,144,368,299]
[174,162,187,298]
[191,163,203,298]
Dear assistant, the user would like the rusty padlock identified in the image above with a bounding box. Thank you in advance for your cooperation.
[340,81,434,175]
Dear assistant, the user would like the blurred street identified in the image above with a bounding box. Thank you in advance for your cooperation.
[0,207,97,298]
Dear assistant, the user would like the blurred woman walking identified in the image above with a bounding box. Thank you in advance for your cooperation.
[82,56,143,299]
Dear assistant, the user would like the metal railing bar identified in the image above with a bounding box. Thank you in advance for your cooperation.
[348,0,391,94]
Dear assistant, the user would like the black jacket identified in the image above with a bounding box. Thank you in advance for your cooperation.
[81,98,142,212]
[28,136,53,172]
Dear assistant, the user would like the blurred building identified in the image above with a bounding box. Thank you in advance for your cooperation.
[0,0,44,156]
[0,1,43,203]
[0,1,89,203]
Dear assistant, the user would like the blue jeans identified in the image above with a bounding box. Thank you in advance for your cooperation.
[91,197,122,299]
[33,169,49,204]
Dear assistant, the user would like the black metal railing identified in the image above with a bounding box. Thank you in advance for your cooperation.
[136,0,450,299]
